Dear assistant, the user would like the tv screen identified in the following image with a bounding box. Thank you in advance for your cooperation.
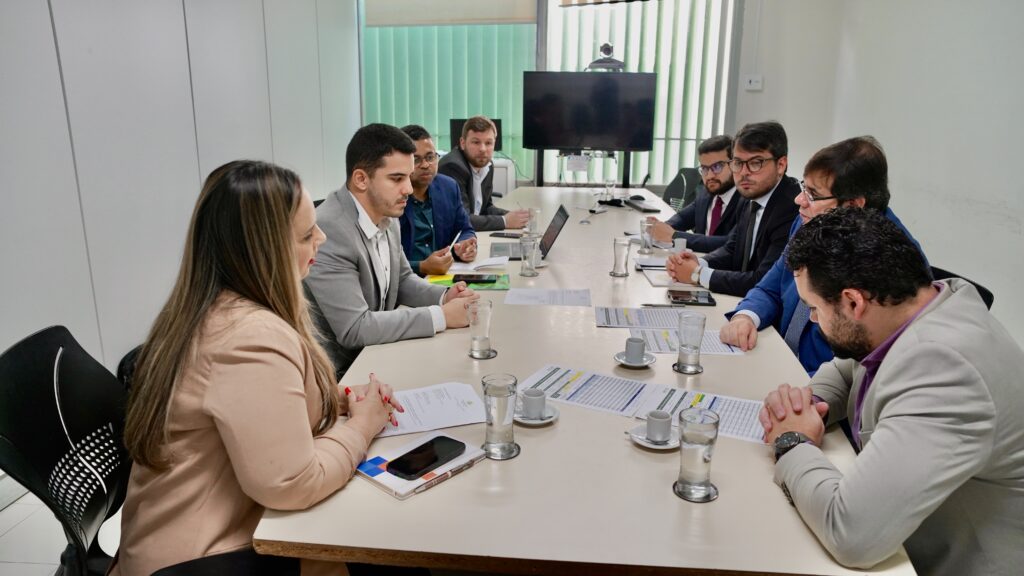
[523,71,656,152]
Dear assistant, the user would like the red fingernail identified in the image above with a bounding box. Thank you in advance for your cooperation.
[344,387,351,395]
[383,396,389,403]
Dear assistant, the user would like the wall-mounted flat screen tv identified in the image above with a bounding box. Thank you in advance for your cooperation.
[523,71,657,152]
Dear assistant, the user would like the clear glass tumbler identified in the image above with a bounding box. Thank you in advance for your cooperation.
[467,300,497,359]
[610,237,630,277]
[638,219,654,255]
[526,207,543,237]
[482,374,520,460]
[673,310,706,375]
[673,408,720,502]
[519,237,540,277]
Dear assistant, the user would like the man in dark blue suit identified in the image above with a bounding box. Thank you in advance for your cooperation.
[648,135,746,252]
[667,121,800,296]
[398,125,477,276]
[719,136,928,373]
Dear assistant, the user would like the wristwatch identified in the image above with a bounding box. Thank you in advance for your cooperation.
[690,265,702,284]
[773,431,814,462]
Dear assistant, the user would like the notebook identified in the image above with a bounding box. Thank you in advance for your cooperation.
[356,431,485,500]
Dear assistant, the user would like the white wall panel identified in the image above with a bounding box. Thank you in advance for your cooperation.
[264,0,327,195]
[0,0,102,358]
[185,0,274,180]
[317,0,363,194]
[50,0,201,367]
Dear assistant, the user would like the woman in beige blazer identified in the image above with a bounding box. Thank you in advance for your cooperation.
[110,161,398,576]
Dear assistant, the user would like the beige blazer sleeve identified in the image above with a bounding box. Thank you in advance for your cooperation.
[774,341,996,568]
[202,317,371,511]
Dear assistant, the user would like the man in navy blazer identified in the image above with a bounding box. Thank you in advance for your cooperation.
[719,136,928,374]
[398,125,477,276]
[648,135,745,253]
[667,121,800,296]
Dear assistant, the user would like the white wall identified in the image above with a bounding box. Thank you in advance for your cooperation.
[0,0,363,369]
[734,0,1024,345]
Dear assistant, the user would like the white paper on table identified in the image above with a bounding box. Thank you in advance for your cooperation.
[628,328,744,356]
[449,256,509,272]
[519,364,764,443]
[594,306,686,328]
[377,382,485,437]
[641,269,699,289]
[519,364,648,416]
[635,256,667,269]
[632,385,765,443]
[566,155,589,172]
[505,288,592,307]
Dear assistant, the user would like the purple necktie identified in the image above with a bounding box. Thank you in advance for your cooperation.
[708,196,724,235]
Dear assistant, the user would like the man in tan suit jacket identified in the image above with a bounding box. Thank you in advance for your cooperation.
[759,208,1024,575]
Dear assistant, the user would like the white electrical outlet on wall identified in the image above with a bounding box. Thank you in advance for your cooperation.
[743,74,764,91]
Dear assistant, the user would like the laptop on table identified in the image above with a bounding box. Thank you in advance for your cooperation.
[490,205,569,260]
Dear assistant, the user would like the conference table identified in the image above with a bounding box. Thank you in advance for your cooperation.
[254,186,915,575]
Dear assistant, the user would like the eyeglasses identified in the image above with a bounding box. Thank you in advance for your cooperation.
[414,153,439,166]
[728,157,775,173]
[799,180,836,203]
[698,161,728,176]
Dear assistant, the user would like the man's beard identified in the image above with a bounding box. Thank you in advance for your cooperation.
[822,310,873,361]
[707,175,735,194]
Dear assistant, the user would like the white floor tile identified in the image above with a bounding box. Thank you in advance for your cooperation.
[14,493,42,506]
[0,507,66,564]
[0,505,38,539]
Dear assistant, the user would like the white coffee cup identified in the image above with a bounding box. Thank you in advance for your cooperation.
[646,410,672,443]
[625,337,646,364]
[521,388,547,420]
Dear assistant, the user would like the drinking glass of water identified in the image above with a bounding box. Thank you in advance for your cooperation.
[673,407,719,502]
[467,300,497,359]
[673,311,705,375]
[481,373,520,460]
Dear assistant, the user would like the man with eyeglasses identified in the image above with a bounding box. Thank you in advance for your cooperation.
[666,121,800,296]
[398,125,478,276]
[646,135,745,252]
[718,136,927,374]
[438,115,530,232]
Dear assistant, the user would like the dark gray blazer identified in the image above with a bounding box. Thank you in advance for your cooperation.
[304,188,447,377]
[438,148,508,231]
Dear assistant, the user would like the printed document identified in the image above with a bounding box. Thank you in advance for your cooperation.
[505,288,592,307]
[632,386,765,442]
[378,382,485,438]
[595,306,686,328]
[449,256,509,272]
[629,328,743,355]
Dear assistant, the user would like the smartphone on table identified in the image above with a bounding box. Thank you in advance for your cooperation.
[452,274,499,284]
[386,435,467,480]
[490,232,522,239]
[667,289,717,306]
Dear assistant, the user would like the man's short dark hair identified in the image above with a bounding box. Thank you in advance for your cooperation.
[786,207,932,306]
[804,136,890,210]
[734,121,788,159]
[346,123,416,181]
[401,124,432,142]
[461,116,497,139]
[697,135,733,159]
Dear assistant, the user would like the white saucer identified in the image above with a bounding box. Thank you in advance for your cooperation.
[626,424,680,450]
[514,405,559,426]
[614,351,656,369]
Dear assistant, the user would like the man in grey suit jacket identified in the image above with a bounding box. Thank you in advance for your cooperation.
[305,124,479,376]
[759,208,1024,575]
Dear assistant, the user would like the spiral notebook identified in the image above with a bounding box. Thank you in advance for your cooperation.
[356,431,485,500]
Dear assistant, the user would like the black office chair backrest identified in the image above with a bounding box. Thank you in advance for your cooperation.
[0,326,131,575]
[313,198,324,208]
[931,267,994,310]
[662,168,701,211]
[152,548,299,576]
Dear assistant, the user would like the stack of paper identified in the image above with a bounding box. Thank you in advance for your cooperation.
[449,256,509,272]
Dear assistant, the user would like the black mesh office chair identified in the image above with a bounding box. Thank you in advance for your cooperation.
[0,326,131,575]
[662,168,700,212]
[931,266,994,309]
[152,549,299,576]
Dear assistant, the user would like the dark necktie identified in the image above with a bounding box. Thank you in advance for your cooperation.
[784,301,812,355]
[740,202,761,272]
[707,196,724,235]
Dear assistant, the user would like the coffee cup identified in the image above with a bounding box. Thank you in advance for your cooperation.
[521,388,546,420]
[646,410,671,443]
[625,337,646,364]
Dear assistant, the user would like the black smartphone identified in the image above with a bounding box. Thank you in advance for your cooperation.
[667,289,717,306]
[491,232,523,239]
[452,274,499,284]
[386,436,466,480]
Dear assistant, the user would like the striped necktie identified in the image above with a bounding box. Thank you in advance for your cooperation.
[783,300,811,355]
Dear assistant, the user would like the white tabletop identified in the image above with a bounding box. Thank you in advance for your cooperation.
[254,186,915,575]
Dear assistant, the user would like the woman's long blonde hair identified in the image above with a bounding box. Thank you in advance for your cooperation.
[125,160,338,469]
